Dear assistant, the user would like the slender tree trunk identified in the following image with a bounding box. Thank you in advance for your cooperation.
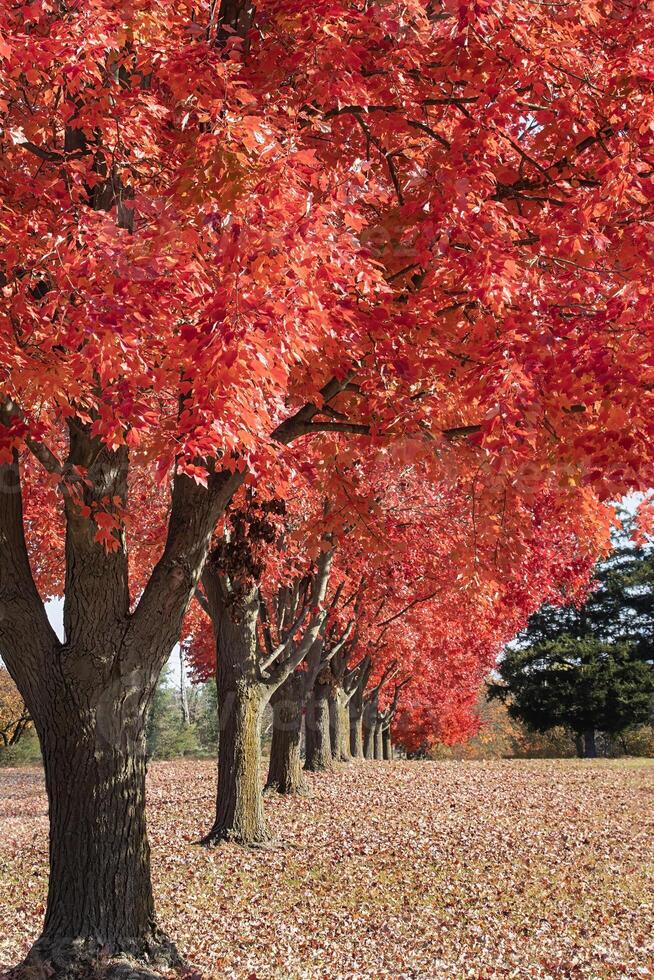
[7,711,30,747]
[574,733,584,758]
[382,727,393,760]
[338,695,352,761]
[305,683,332,772]
[350,699,364,757]
[265,674,306,795]
[23,684,177,977]
[583,728,597,759]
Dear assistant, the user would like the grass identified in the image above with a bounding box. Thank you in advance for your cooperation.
[0,758,652,978]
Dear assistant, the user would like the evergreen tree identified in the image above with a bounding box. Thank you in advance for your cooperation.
[490,516,654,757]
[189,679,219,755]
[146,668,199,761]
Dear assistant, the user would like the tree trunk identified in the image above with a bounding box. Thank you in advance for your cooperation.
[0,418,244,977]
[362,690,379,761]
[202,587,269,846]
[265,674,306,795]
[305,684,332,772]
[373,721,383,759]
[382,727,393,760]
[329,694,338,757]
[362,722,374,759]
[350,699,364,757]
[583,728,597,759]
[204,679,267,844]
[574,733,584,758]
[23,690,177,977]
[329,687,351,762]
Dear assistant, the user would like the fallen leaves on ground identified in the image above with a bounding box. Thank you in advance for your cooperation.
[0,759,653,979]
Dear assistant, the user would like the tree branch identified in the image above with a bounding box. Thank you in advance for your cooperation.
[126,465,244,675]
[0,449,58,708]
[0,397,64,475]
[262,549,334,688]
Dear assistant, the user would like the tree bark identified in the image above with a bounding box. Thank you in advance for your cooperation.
[349,699,364,757]
[205,681,267,844]
[362,694,378,760]
[305,676,332,772]
[329,687,351,762]
[382,727,393,760]
[583,728,597,759]
[21,680,178,977]
[0,433,237,975]
[202,549,334,827]
[373,721,383,759]
[265,673,306,795]
[362,719,375,759]
[202,585,269,845]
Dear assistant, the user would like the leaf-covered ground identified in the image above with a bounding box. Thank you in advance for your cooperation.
[0,759,652,979]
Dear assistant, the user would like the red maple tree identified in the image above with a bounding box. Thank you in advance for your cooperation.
[1,1,653,972]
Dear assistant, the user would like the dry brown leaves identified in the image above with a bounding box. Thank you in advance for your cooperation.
[0,759,652,979]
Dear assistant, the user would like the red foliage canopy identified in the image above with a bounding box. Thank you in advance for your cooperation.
[0,0,651,734]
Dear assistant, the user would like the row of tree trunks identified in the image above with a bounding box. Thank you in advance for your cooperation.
[196,550,402,851]
[267,680,395,775]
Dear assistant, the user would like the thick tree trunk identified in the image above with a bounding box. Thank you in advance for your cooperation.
[373,721,383,759]
[204,677,267,845]
[329,687,351,762]
[382,727,393,760]
[574,733,584,758]
[202,588,269,846]
[362,691,379,760]
[349,700,364,757]
[329,694,338,757]
[305,685,332,772]
[362,715,375,759]
[265,674,306,795]
[0,420,243,977]
[22,692,177,977]
[583,728,597,759]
